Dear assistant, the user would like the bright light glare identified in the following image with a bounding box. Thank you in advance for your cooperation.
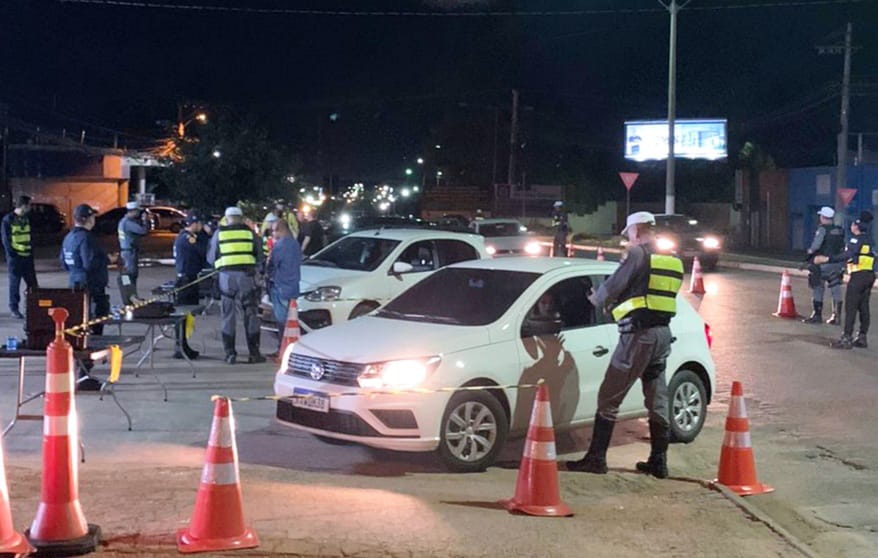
[702,236,721,249]
[485,245,497,255]
[524,242,541,255]
[277,342,296,375]
[357,358,439,389]
[656,237,676,252]
[339,213,351,226]
[401,188,411,198]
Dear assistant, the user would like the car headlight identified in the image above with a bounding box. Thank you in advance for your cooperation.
[357,356,441,389]
[702,236,721,250]
[656,237,676,252]
[485,245,497,256]
[277,341,296,375]
[524,241,541,255]
[304,286,342,302]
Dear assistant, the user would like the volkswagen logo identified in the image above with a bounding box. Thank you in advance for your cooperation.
[309,361,326,381]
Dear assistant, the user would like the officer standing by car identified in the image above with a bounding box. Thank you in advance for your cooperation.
[802,206,846,324]
[567,211,684,478]
[2,195,38,319]
[208,206,265,364]
[815,211,875,349]
[117,201,149,303]
[551,200,569,257]
[265,218,302,358]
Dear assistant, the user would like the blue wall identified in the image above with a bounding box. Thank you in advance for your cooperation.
[787,164,877,250]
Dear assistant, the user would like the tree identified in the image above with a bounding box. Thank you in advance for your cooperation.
[158,111,297,212]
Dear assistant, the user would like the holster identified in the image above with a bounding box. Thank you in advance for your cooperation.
[807,264,821,288]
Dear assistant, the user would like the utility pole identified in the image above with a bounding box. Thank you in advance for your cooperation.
[507,89,519,189]
[659,0,689,215]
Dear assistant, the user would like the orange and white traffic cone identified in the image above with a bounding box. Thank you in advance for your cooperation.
[714,381,773,496]
[26,307,100,556]
[596,246,605,261]
[772,270,798,319]
[0,436,33,558]
[688,256,706,294]
[177,397,258,554]
[503,384,572,517]
[277,299,300,362]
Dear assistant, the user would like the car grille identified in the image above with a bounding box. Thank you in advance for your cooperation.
[286,353,364,386]
[276,400,416,438]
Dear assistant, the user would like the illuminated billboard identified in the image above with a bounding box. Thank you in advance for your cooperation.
[624,119,727,162]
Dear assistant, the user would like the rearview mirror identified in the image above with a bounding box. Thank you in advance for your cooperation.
[391,261,414,275]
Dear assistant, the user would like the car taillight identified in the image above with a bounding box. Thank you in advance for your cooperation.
[704,323,713,349]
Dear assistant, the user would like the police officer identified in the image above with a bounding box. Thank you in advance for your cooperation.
[208,206,265,364]
[802,206,845,324]
[1,195,38,319]
[567,211,684,478]
[551,200,569,257]
[172,212,206,360]
[261,213,279,259]
[117,201,149,304]
[816,211,875,349]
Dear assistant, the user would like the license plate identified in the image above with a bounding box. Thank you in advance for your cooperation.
[682,250,700,257]
[290,388,330,413]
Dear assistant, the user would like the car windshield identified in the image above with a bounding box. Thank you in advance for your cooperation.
[476,222,523,237]
[304,236,400,271]
[655,215,699,231]
[378,267,540,326]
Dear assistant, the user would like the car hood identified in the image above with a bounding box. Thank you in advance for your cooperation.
[300,264,369,291]
[292,315,491,363]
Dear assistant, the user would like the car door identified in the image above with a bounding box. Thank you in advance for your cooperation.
[512,273,615,433]
[385,239,439,299]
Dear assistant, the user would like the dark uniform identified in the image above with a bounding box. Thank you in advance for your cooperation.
[61,224,110,335]
[2,210,38,318]
[551,203,569,257]
[208,216,264,364]
[117,208,148,303]
[829,212,875,349]
[804,221,845,324]
[568,241,683,478]
[174,227,207,305]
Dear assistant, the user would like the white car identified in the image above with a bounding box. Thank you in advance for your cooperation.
[274,257,716,472]
[469,218,543,256]
[295,228,491,332]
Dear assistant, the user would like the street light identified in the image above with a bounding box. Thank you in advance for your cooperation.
[435,170,443,188]
[177,111,208,138]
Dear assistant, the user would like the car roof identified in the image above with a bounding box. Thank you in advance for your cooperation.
[448,256,618,274]
[347,227,484,243]
[472,218,522,226]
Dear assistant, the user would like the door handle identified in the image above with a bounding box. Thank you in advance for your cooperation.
[592,346,609,357]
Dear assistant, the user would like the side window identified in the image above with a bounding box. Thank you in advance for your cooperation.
[528,276,604,331]
[396,240,437,272]
[435,239,480,267]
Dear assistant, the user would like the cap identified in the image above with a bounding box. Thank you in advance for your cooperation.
[265,213,279,223]
[855,210,873,232]
[184,213,202,225]
[125,201,140,211]
[553,201,563,207]
[224,206,244,218]
[620,211,656,236]
[817,206,835,219]
[73,204,97,220]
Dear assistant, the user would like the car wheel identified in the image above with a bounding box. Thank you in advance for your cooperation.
[668,369,707,443]
[437,390,508,473]
[313,434,356,446]
[170,222,182,233]
[349,301,379,320]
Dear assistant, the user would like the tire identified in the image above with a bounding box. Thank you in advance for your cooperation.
[313,434,356,446]
[349,301,379,320]
[668,369,707,443]
[437,390,508,473]
[170,222,182,233]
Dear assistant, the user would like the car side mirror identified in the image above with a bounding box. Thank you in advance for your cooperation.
[521,317,562,337]
[390,261,414,275]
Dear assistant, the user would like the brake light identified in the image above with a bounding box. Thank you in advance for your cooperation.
[704,323,713,349]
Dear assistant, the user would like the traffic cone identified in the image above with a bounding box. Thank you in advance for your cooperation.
[596,246,605,261]
[688,256,706,294]
[0,436,33,557]
[772,270,798,319]
[277,299,300,362]
[26,307,101,556]
[502,384,573,517]
[714,381,774,496]
[177,397,259,554]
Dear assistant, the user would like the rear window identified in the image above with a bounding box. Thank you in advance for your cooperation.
[476,222,523,237]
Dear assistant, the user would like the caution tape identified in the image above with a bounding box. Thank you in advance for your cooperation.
[63,270,220,335]
[213,378,545,403]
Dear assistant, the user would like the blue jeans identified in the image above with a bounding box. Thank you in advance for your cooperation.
[270,288,291,329]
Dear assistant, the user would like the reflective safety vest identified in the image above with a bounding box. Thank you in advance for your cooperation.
[611,253,684,322]
[848,240,875,274]
[10,216,31,257]
[215,224,257,270]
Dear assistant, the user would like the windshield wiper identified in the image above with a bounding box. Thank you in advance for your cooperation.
[303,259,338,268]
[376,309,410,319]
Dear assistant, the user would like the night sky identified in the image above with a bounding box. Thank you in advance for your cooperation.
[1,0,876,188]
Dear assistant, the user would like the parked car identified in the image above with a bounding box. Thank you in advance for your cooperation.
[289,228,491,333]
[468,218,543,256]
[273,256,716,472]
[144,205,187,233]
[652,214,723,270]
[27,202,68,234]
[327,213,436,242]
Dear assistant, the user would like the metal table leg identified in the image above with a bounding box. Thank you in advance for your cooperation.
[3,357,44,437]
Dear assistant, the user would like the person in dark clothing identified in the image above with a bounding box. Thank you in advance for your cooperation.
[266,218,302,358]
[299,210,326,257]
[816,211,875,349]
[172,212,207,359]
[1,195,38,318]
[551,201,569,257]
[117,201,149,304]
[803,206,846,324]
[567,211,684,478]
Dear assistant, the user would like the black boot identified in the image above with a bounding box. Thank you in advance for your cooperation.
[222,334,237,364]
[825,302,842,325]
[247,334,266,364]
[853,332,868,348]
[830,334,853,349]
[802,301,823,323]
[567,414,615,474]
[635,420,670,478]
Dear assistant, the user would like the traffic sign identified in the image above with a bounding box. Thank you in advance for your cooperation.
[619,172,639,191]
[837,188,857,207]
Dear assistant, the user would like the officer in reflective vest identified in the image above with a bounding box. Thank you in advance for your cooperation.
[117,201,149,303]
[207,206,265,365]
[1,195,38,319]
[568,211,683,478]
[803,206,846,325]
[816,211,875,349]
